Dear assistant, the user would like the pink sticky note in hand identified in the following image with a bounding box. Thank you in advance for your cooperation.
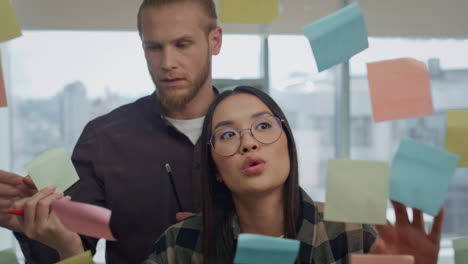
[351,254,414,264]
[367,58,434,122]
[52,200,117,241]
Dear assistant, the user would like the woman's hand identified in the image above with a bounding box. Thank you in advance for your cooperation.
[12,185,85,259]
[371,201,444,264]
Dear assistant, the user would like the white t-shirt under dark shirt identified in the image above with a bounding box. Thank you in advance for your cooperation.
[165,116,205,145]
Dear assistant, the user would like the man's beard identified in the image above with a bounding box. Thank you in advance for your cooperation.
[154,58,211,113]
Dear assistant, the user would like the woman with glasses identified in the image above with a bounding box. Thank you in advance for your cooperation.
[144,86,444,264]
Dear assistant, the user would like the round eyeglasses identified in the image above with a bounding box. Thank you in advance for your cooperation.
[209,116,284,157]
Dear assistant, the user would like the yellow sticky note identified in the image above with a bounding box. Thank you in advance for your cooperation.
[55,251,94,264]
[445,109,468,167]
[219,0,279,24]
[0,59,7,107]
[0,0,22,43]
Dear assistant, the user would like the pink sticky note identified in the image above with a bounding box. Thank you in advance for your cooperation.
[0,60,7,107]
[52,200,117,241]
[351,254,414,264]
[367,58,434,122]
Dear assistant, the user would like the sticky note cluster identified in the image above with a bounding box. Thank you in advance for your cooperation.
[325,138,459,223]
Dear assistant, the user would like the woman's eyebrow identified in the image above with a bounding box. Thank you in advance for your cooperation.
[213,120,234,130]
[213,111,272,130]
[251,111,272,119]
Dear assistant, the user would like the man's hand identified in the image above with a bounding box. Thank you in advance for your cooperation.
[0,170,37,232]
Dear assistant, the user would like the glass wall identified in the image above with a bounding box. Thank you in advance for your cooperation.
[1,31,466,263]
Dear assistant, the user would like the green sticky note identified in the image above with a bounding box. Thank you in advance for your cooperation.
[0,0,22,43]
[234,234,300,264]
[445,109,468,167]
[25,147,79,193]
[55,250,94,264]
[453,237,468,264]
[219,0,279,24]
[0,248,19,264]
[302,2,368,72]
[325,159,389,224]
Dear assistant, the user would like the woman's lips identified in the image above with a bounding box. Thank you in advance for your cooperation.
[242,162,266,176]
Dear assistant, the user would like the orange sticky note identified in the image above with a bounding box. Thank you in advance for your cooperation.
[351,254,414,264]
[367,58,434,122]
[52,200,117,241]
[0,60,7,107]
[0,0,22,42]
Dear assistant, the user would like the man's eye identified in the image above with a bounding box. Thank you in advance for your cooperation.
[177,42,191,48]
[146,45,161,51]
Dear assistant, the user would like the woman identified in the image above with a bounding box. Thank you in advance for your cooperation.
[144,86,444,264]
[13,86,443,263]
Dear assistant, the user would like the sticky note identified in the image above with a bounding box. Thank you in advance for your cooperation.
[351,254,414,264]
[234,234,300,264]
[445,109,468,167]
[0,0,22,43]
[52,200,117,241]
[219,0,279,24]
[302,2,368,72]
[324,159,389,224]
[367,58,434,122]
[453,237,468,264]
[24,147,79,193]
[55,250,94,264]
[390,138,459,216]
[0,60,7,107]
[0,248,19,264]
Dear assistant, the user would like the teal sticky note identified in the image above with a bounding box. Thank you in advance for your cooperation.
[234,234,300,264]
[302,2,368,72]
[0,248,19,264]
[25,147,79,193]
[390,138,459,216]
[453,237,468,264]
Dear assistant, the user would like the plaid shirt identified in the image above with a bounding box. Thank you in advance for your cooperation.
[144,189,377,264]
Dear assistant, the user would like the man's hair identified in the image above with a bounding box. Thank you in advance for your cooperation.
[137,0,218,36]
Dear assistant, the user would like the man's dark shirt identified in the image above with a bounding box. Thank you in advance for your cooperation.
[16,93,204,263]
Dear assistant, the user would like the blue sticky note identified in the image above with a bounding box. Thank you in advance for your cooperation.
[302,2,368,72]
[390,138,460,216]
[234,234,300,264]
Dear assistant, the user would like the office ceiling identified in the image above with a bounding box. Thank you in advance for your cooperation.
[11,0,468,38]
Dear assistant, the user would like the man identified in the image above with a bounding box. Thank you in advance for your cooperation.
[0,0,222,262]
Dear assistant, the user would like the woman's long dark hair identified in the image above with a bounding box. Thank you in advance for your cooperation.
[201,86,301,263]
